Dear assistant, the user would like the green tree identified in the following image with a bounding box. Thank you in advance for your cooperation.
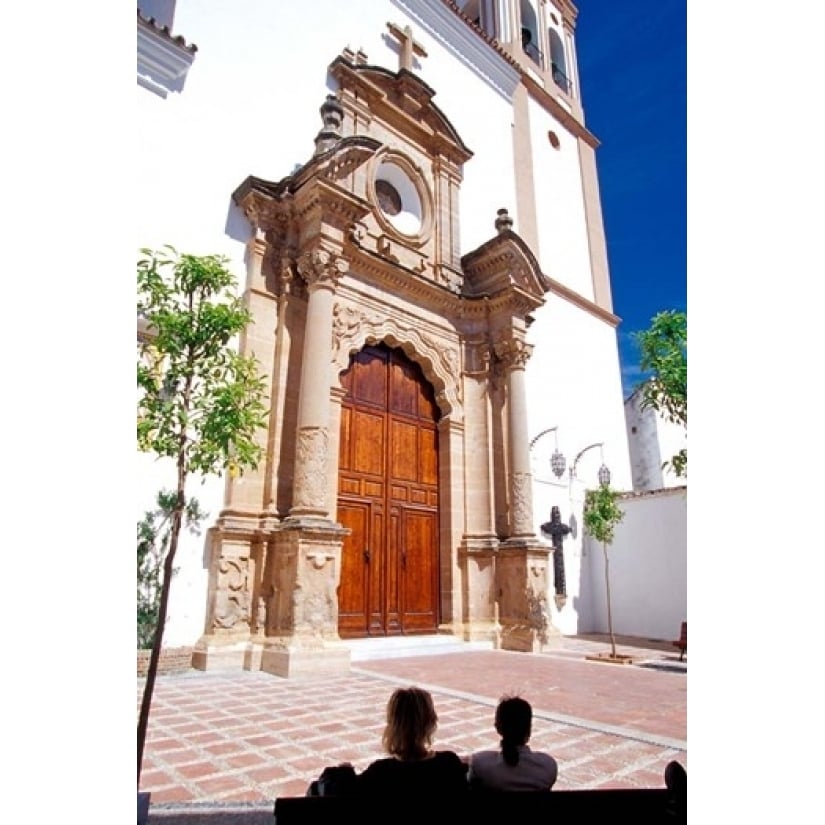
[136,246,268,787]
[633,310,687,476]
[582,484,625,659]
[137,490,206,650]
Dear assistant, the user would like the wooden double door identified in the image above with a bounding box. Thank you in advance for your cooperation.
[337,344,441,637]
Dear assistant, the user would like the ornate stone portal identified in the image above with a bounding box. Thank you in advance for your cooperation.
[192,44,562,677]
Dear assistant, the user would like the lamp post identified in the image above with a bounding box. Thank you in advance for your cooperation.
[570,442,611,487]
[528,426,567,480]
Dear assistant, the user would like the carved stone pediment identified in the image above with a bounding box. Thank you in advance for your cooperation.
[461,230,551,303]
[329,56,473,166]
[233,136,380,231]
[292,136,382,186]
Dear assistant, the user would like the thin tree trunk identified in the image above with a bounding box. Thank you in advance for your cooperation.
[137,477,185,786]
[603,543,616,658]
[139,362,194,787]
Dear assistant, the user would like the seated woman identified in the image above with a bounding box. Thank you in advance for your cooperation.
[356,686,468,796]
[468,695,558,791]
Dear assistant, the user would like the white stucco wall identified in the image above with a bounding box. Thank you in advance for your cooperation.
[526,295,631,635]
[137,0,636,647]
[528,95,594,298]
[136,454,224,646]
[582,487,687,640]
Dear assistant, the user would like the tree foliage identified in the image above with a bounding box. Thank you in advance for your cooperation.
[136,246,268,786]
[583,485,625,547]
[137,490,206,650]
[137,246,268,478]
[633,309,687,476]
[583,484,625,658]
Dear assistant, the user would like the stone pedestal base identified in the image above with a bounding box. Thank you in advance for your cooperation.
[260,640,351,678]
[497,539,562,653]
[461,620,501,645]
[499,622,562,652]
[191,638,265,671]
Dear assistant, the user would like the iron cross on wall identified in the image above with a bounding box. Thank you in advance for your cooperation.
[541,506,571,609]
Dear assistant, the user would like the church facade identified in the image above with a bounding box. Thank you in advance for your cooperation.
[137,0,633,676]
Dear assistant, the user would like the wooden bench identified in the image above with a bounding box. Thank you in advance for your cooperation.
[672,620,687,661]
[274,787,684,825]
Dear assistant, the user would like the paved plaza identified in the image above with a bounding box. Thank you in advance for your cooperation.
[139,635,686,823]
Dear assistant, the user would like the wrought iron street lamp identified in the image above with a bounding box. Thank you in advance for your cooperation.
[571,442,611,487]
[529,426,567,479]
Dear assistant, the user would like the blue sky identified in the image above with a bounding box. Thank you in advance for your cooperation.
[574,0,686,397]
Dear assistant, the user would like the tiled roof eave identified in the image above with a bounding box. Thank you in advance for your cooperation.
[137,10,198,55]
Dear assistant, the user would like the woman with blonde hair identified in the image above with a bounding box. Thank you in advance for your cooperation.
[357,686,468,794]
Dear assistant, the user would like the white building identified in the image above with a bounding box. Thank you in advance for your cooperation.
[136,0,652,670]
[624,383,687,492]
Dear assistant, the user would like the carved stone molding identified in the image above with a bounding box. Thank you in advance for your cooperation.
[511,471,533,535]
[236,191,283,233]
[211,557,251,632]
[297,249,349,291]
[276,255,304,299]
[463,339,492,377]
[331,302,462,414]
[461,229,549,303]
[493,335,533,370]
[292,427,329,516]
[307,550,336,570]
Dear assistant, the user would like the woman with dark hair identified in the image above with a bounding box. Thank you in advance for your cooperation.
[469,695,558,791]
[356,686,468,795]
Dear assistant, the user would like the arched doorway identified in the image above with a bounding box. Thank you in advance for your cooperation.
[336,343,441,637]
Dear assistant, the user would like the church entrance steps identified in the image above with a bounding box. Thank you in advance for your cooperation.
[344,634,493,662]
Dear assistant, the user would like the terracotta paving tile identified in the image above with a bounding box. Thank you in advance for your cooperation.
[217,787,271,803]
[195,774,252,795]
[262,744,311,760]
[273,778,313,798]
[203,740,246,756]
[149,736,184,752]
[140,768,178,788]
[162,748,204,766]
[282,756,330,774]
[226,752,266,769]
[177,761,222,780]
[187,732,225,745]
[246,765,295,784]
[168,721,211,734]
[149,786,195,803]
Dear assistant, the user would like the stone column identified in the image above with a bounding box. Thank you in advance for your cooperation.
[250,247,353,678]
[494,334,535,539]
[493,332,561,652]
[458,339,500,642]
[289,248,348,519]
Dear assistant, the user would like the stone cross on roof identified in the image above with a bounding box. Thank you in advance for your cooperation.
[386,21,427,72]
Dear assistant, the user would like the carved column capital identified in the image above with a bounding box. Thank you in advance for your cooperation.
[493,334,533,370]
[297,248,349,291]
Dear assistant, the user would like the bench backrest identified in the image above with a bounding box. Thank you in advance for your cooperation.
[274,788,680,824]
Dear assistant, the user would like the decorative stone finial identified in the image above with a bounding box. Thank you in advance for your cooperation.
[313,94,344,157]
[495,208,513,234]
